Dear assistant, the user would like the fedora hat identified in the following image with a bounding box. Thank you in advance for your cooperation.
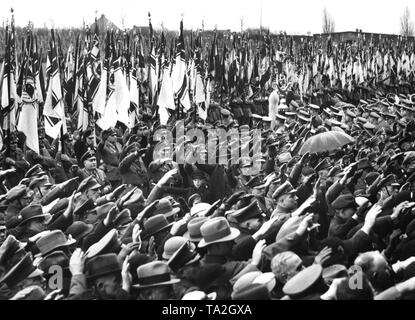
[167,240,201,273]
[198,217,240,248]
[85,229,122,259]
[152,198,180,219]
[141,214,173,240]
[65,221,94,241]
[86,253,121,280]
[17,204,49,227]
[38,250,70,272]
[183,217,208,242]
[232,271,263,298]
[36,230,76,257]
[162,237,188,260]
[133,261,180,289]
[0,252,42,288]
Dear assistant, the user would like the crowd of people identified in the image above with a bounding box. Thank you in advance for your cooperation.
[2,36,415,300]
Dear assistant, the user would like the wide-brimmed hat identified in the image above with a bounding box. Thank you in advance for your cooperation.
[17,204,49,227]
[152,198,181,219]
[38,250,70,272]
[198,217,240,248]
[36,230,76,257]
[141,215,174,240]
[86,253,122,280]
[133,261,181,289]
[85,229,122,259]
[183,217,209,242]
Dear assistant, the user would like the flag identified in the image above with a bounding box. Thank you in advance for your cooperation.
[129,61,140,128]
[171,19,190,113]
[113,57,130,127]
[43,29,66,139]
[157,61,176,126]
[1,24,19,131]
[17,41,39,154]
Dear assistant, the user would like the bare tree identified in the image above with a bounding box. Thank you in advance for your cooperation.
[400,7,414,36]
[322,7,335,33]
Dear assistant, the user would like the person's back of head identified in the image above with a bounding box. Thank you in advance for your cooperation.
[271,251,303,284]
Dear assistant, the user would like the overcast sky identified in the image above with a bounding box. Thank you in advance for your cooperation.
[1,0,414,35]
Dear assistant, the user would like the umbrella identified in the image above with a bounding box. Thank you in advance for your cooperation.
[298,131,355,155]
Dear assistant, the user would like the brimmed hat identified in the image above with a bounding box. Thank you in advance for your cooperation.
[226,200,262,223]
[232,271,263,297]
[282,264,324,299]
[183,217,208,242]
[133,261,180,289]
[65,221,94,241]
[38,250,70,272]
[141,215,173,240]
[198,217,240,248]
[167,240,201,273]
[85,229,122,259]
[0,235,27,267]
[331,194,357,210]
[152,198,181,218]
[86,253,121,280]
[36,230,76,257]
[80,149,96,163]
[162,236,188,260]
[188,194,201,207]
[0,252,41,288]
[231,283,271,300]
[17,204,49,227]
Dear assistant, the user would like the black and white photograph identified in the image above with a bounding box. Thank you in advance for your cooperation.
[1,0,415,306]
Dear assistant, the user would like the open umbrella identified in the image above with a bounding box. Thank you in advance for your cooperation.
[298,131,355,155]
